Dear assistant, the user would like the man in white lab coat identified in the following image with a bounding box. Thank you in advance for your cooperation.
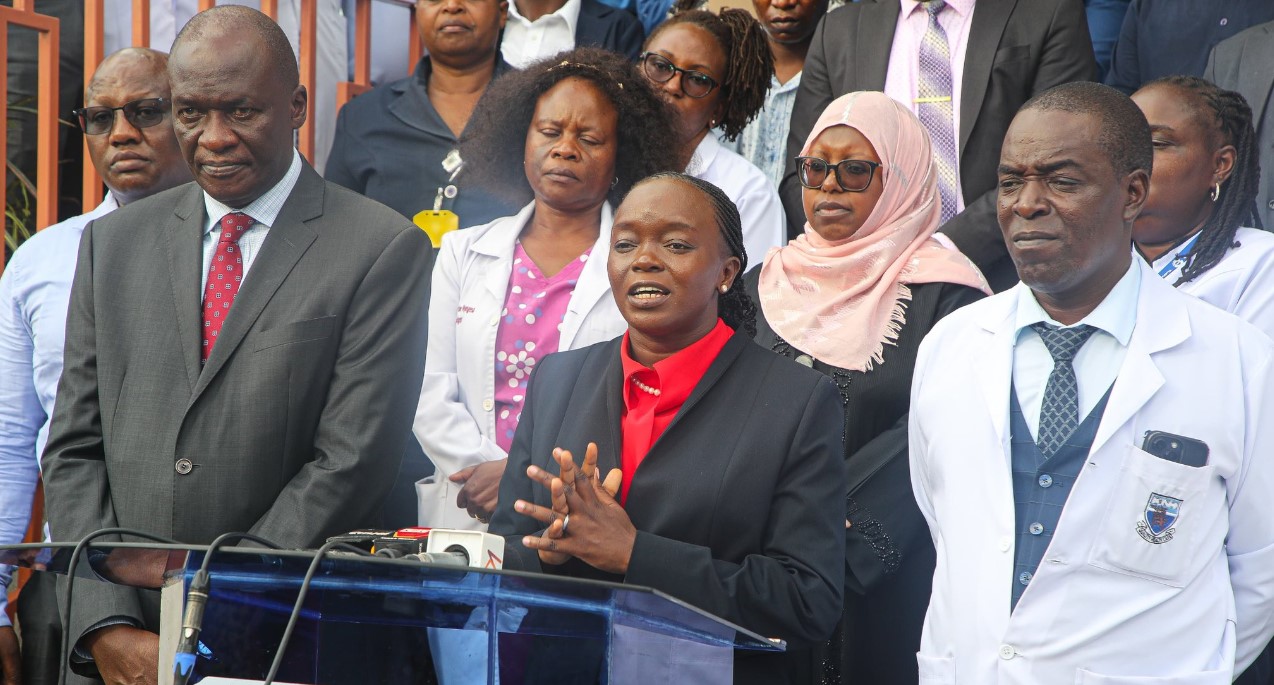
[909,81,1274,684]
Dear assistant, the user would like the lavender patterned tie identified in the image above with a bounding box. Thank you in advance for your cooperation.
[917,0,960,224]
[1032,323,1098,459]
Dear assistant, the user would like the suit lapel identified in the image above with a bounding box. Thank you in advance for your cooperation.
[558,204,613,349]
[562,342,624,477]
[1240,25,1274,127]
[959,0,1015,153]
[163,185,208,391]
[644,332,748,458]
[189,166,323,406]
[857,0,899,91]
[975,297,1017,454]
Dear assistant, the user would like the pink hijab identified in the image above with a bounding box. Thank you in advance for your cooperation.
[757,91,990,372]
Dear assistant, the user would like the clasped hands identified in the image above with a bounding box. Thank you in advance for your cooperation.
[514,443,636,575]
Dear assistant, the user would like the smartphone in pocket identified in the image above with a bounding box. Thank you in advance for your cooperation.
[1141,430,1209,467]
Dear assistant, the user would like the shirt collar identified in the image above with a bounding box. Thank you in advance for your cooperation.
[94,191,120,217]
[901,0,975,19]
[620,318,734,412]
[1013,258,1140,347]
[772,71,802,94]
[685,134,722,176]
[508,0,582,34]
[202,149,303,235]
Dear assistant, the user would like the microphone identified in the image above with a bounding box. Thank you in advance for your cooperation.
[422,529,505,570]
[171,569,209,685]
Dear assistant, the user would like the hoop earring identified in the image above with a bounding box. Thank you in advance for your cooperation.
[1210,182,1221,202]
[611,177,619,188]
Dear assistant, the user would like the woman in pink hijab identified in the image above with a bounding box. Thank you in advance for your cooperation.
[745,91,990,684]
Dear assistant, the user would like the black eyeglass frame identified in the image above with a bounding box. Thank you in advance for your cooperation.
[638,52,720,99]
[72,97,171,135]
[795,156,883,192]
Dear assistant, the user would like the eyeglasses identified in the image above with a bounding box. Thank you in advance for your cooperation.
[72,98,170,136]
[795,157,882,192]
[639,52,719,99]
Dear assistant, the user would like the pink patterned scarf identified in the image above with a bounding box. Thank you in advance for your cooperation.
[757,91,990,372]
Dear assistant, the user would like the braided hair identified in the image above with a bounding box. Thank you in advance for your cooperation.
[1145,76,1262,285]
[628,172,757,335]
[646,0,774,141]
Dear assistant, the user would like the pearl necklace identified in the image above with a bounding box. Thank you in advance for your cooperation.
[630,377,662,397]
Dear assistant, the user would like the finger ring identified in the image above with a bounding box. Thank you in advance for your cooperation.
[561,514,570,535]
[470,512,479,520]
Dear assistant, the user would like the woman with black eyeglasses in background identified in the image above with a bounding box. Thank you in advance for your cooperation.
[746,91,990,684]
[638,0,786,266]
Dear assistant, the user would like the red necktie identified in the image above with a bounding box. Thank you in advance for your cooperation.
[202,212,253,363]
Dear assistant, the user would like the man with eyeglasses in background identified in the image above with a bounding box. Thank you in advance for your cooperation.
[0,46,191,685]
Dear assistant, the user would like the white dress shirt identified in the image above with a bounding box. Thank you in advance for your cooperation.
[500,0,582,69]
[685,134,787,267]
[0,194,118,626]
[1011,259,1140,438]
[199,150,303,298]
[883,0,975,213]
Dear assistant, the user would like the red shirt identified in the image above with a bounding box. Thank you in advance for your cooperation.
[618,318,734,503]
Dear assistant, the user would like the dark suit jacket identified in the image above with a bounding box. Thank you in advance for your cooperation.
[326,57,519,228]
[1205,20,1274,232]
[780,0,1097,291]
[489,331,847,685]
[1106,0,1274,95]
[41,165,431,677]
[576,0,645,59]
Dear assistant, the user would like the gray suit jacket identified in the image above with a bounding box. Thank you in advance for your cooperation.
[1205,20,1274,231]
[42,164,431,675]
[780,0,1098,291]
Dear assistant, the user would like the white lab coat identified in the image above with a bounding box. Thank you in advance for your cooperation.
[1152,227,1274,340]
[413,202,627,530]
[909,261,1274,684]
[686,134,787,266]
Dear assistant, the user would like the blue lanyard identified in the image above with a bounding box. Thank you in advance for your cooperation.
[1157,232,1202,280]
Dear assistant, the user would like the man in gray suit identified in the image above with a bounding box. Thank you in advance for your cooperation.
[41,6,431,683]
[1206,20,1274,232]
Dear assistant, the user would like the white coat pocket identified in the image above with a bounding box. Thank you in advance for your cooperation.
[916,653,956,684]
[1088,445,1225,587]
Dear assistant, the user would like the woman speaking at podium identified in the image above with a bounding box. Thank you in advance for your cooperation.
[489,173,846,684]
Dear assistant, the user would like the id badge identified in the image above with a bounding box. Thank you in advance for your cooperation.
[413,209,459,248]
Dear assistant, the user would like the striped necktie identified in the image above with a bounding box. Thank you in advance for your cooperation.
[917,0,960,224]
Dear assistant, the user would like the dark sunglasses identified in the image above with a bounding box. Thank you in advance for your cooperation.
[796,156,882,192]
[72,98,170,136]
[639,52,719,99]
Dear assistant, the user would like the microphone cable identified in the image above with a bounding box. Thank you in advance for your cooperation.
[58,528,180,685]
[262,540,371,685]
[173,532,282,685]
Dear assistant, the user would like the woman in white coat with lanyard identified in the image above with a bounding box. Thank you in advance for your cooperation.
[1131,76,1274,338]
[414,49,680,529]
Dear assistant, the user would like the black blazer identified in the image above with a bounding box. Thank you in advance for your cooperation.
[576,0,645,60]
[780,0,1098,290]
[490,331,847,685]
